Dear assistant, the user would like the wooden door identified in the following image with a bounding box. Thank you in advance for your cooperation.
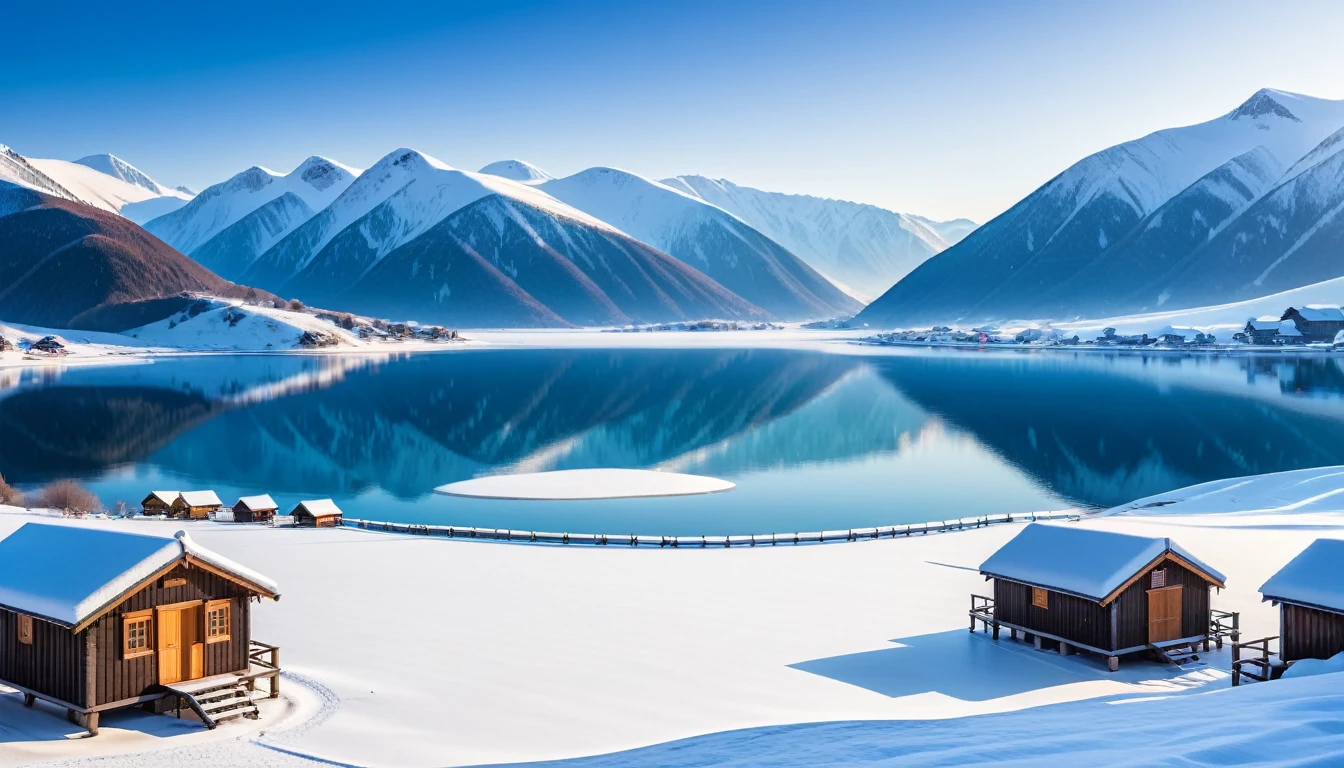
[1147,585,1183,643]
[158,608,183,684]
[181,604,204,680]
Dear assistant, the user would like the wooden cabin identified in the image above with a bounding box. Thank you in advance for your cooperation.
[290,499,343,527]
[0,523,280,734]
[1259,539,1344,664]
[1281,306,1344,343]
[141,491,180,516]
[1244,317,1280,345]
[973,524,1226,670]
[233,495,279,524]
[173,491,223,520]
[0,335,13,352]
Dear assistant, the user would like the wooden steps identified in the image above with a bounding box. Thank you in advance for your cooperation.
[1148,642,1200,666]
[166,678,258,729]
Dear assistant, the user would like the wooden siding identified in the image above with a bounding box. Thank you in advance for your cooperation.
[993,579,1112,650]
[1112,560,1210,650]
[1281,604,1344,662]
[0,609,84,705]
[84,563,252,706]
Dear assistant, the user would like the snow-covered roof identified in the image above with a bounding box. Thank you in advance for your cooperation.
[236,494,278,511]
[1287,305,1344,322]
[0,523,278,628]
[145,490,179,506]
[978,524,1225,603]
[180,490,222,507]
[1279,321,1303,336]
[294,499,343,518]
[1260,539,1344,614]
[1246,316,1280,330]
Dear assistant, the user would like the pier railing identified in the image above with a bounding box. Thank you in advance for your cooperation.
[339,509,1079,548]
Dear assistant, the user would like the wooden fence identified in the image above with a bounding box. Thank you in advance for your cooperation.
[339,510,1079,548]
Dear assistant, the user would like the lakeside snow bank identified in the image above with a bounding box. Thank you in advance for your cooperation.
[1104,465,1344,519]
[435,469,735,500]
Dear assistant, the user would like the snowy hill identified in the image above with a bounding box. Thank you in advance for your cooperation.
[144,156,358,258]
[858,89,1344,328]
[539,168,863,320]
[478,159,553,185]
[0,145,83,204]
[17,153,192,224]
[662,175,973,300]
[74,153,173,195]
[243,149,763,327]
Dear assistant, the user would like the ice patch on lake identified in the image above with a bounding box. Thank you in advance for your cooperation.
[435,468,735,500]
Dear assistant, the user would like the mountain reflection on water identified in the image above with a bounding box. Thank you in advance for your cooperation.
[4,349,1344,533]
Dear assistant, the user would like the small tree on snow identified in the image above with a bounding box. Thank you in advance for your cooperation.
[0,473,22,507]
[39,480,102,515]
[288,299,305,311]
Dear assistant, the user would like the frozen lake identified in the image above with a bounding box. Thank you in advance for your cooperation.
[5,345,1344,535]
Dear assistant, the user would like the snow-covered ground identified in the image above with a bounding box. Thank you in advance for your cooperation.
[2,465,1342,766]
[435,468,735,500]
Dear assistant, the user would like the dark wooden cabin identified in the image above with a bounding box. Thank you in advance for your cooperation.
[1281,306,1344,343]
[233,495,279,523]
[973,524,1226,670]
[0,523,280,734]
[141,490,180,516]
[291,499,343,527]
[1243,317,1280,345]
[173,491,223,520]
[1259,539,1344,664]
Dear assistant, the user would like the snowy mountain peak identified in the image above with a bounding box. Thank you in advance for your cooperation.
[228,166,282,192]
[478,159,554,185]
[1229,89,1304,123]
[371,148,454,175]
[292,156,359,192]
[73,153,172,195]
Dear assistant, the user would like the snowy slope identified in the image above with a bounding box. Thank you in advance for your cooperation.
[0,145,83,203]
[73,153,175,195]
[244,149,616,292]
[126,300,363,351]
[859,89,1344,327]
[144,156,358,257]
[478,159,554,184]
[540,168,863,319]
[663,174,972,300]
[25,155,192,223]
[189,193,318,281]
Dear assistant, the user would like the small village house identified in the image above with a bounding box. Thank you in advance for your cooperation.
[1259,539,1344,666]
[1280,306,1344,343]
[0,523,280,734]
[173,491,224,520]
[1276,320,1304,345]
[232,495,279,523]
[971,524,1227,670]
[29,336,66,355]
[290,499,343,527]
[141,491,181,516]
[0,335,13,352]
[1244,317,1280,345]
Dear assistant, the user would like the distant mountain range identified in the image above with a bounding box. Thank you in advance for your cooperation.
[859,89,1344,328]
[0,147,192,224]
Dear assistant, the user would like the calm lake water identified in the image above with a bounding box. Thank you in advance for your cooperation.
[4,346,1344,535]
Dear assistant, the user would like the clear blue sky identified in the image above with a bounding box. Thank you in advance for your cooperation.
[3,0,1341,222]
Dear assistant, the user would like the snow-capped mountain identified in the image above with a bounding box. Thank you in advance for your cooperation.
[20,153,192,224]
[661,175,974,300]
[244,149,763,326]
[477,159,553,185]
[0,145,81,203]
[144,156,358,259]
[858,89,1344,327]
[537,168,862,320]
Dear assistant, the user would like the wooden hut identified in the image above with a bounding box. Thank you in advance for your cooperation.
[174,491,223,520]
[232,495,279,524]
[1259,539,1344,664]
[290,499,343,527]
[0,335,13,352]
[1281,306,1344,343]
[973,524,1226,670]
[0,523,280,734]
[1244,317,1280,345]
[141,491,180,516]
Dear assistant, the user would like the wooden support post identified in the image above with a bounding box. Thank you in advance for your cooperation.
[1203,637,1210,653]
[1033,635,1043,651]
[1107,656,1119,672]
[1010,628,1018,641]
[271,648,281,699]
[86,712,99,736]
[1059,642,1071,657]
[992,622,1000,641]
[23,693,35,707]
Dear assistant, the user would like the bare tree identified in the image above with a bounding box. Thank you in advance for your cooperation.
[0,473,22,507]
[288,298,305,311]
[39,480,102,515]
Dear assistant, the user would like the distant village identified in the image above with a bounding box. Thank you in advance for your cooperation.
[867,305,1344,350]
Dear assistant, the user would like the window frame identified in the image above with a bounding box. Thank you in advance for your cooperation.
[123,609,153,659]
[17,614,33,645]
[1150,568,1167,589]
[205,599,231,644]
[1032,587,1049,610]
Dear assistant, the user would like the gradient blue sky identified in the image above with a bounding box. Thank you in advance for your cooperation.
[3,0,1341,222]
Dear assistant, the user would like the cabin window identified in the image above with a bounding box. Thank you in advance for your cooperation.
[205,600,231,643]
[17,614,33,645]
[123,610,153,658]
[1150,569,1167,589]
[1032,588,1049,609]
